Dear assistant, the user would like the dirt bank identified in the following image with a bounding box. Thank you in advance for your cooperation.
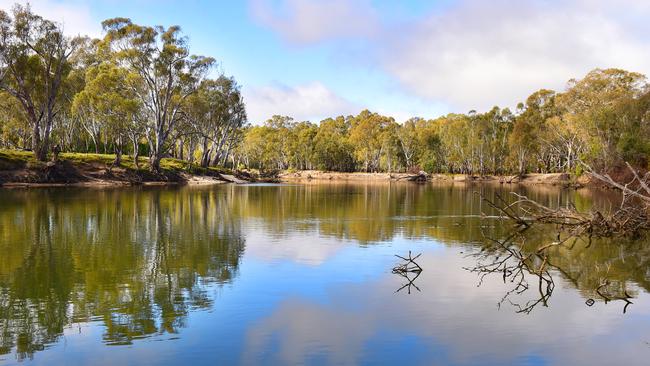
[279,170,427,182]
[280,170,586,187]
[0,150,250,187]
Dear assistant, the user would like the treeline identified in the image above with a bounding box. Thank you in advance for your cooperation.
[238,69,650,175]
[0,4,245,171]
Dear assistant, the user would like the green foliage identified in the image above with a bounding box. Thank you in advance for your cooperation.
[0,149,32,170]
[313,117,355,172]
[0,4,77,160]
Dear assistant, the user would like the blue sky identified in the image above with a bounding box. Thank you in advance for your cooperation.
[2,0,650,123]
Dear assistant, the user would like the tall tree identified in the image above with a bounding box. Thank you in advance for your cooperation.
[313,116,355,172]
[72,62,141,166]
[184,76,246,168]
[0,4,78,160]
[559,68,648,170]
[509,89,557,174]
[101,18,214,171]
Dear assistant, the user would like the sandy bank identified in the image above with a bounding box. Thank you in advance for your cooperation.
[279,170,587,187]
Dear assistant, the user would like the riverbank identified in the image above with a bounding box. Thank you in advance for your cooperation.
[0,150,593,188]
[279,170,592,187]
[0,150,249,187]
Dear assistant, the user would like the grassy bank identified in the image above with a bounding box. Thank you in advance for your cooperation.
[0,149,237,187]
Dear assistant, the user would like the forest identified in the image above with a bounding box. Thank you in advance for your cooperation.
[239,72,650,175]
[1,4,649,176]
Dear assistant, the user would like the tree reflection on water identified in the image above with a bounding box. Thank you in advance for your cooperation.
[0,188,244,361]
[465,222,643,314]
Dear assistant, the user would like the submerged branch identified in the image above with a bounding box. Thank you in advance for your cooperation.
[470,162,650,313]
[392,251,423,294]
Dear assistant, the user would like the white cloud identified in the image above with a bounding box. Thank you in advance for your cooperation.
[243,81,360,123]
[382,0,650,111]
[245,228,349,266]
[0,0,101,37]
[248,0,378,45]
[249,0,650,113]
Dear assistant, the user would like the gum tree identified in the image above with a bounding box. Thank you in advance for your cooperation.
[101,18,214,171]
[0,4,77,161]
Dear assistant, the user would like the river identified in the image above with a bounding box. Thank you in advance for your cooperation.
[0,182,648,365]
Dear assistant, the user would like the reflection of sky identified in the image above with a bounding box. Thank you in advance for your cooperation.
[239,238,650,366]
[18,229,650,366]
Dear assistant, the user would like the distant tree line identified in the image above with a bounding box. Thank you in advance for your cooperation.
[0,4,245,171]
[237,69,649,175]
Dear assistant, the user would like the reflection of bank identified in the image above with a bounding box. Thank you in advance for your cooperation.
[0,187,246,361]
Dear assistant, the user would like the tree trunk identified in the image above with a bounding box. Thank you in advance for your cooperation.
[150,154,162,172]
[114,148,122,166]
[114,136,123,167]
[32,123,49,161]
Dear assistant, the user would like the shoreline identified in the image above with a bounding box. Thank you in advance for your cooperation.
[0,175,230,188]
[0,150,593,188]
[279,170,592,187]
[0,150,254,188]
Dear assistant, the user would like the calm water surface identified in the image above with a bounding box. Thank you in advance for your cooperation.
[0,182,649,365]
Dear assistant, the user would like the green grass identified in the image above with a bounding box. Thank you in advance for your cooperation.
[0,149,35,170]
[0,149,232,175]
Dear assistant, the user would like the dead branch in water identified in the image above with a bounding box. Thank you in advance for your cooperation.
[466,228,635,314]
[392,251,423,274]
[392,251,423,294]
[584,162,650,203]
[394,270,422,294]
[472,162,650,313]
[482,188,649,245]
[596,280,634,313]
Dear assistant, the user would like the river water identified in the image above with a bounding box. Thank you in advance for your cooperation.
[0,182,648,365]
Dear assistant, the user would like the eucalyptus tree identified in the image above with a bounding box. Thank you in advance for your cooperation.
[183,75,246,167]
[72,62,141,166]
[412,118,442,173]
[558,68,648,170]
[210,76,246,167]
[63,36,103,152]
[264,115,294,169]
[101,18,214,171]
[287,121,318,170]
[348,110,398,172]
[0,90,29,149]
[509,89,557,174]
[313,116,355,172]
[397,118,423,169]
[0,4,78,160]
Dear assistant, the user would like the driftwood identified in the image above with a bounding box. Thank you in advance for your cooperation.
[471,162,650,313]
[393,251,423,294]
[392,251,423,274]
[584,162,650,203]
[483,189,649,246]
[395,171,429,182]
